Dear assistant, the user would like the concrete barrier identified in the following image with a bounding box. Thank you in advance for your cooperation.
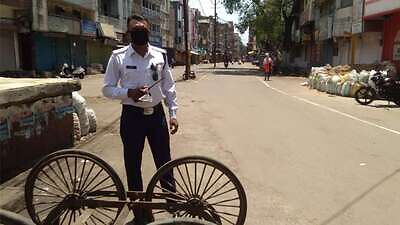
[0,78,81,183]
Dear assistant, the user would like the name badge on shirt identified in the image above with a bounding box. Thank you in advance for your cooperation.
[126,65,137,69]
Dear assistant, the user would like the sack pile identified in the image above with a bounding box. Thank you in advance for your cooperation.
[72,92,97,142]
[308,64,389,97]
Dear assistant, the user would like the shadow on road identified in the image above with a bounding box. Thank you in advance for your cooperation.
[212,67,263,77]
[319,168,400,225]
[366,104,400,109]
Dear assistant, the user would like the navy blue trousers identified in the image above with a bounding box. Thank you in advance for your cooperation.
[120,104,174,192]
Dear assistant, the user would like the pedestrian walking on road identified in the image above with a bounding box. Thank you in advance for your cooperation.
[102,15,178,225]
[263,53,273,81]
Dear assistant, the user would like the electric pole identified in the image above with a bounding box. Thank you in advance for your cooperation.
[183,0,190,79]
[213,0,217,68]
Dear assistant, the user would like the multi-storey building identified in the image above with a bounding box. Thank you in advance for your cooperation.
[0,0,31,72]
[363,0,400,72]
[247,27,257,52]
[189,8,200,51]
[141,0,162,46]
[198,16,213,59]
[160,0,172,48]
[30,0,99,72]
[286,0,399,72]
[170,0,185,64]
[216,21,234,54]
[233,33,242,60]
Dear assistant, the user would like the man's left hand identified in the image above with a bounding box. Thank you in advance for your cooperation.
[169,118,179,135]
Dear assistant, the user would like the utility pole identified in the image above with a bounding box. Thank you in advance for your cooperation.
[213,0,217,68]
[183,0,191,79]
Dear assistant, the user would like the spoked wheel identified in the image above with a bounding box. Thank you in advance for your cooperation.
[145,156,247,225]
[25,150,126,225]
[355,87,376,105]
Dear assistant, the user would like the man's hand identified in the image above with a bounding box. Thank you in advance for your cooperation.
[169,118,179,135]
[128,86,148,102]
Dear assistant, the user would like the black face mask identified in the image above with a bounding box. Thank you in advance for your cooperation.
[131,29,149,45]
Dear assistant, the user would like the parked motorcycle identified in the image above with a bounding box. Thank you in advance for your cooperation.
[59,63,86,79]
[355,71,400,106]
[224,61,229,68]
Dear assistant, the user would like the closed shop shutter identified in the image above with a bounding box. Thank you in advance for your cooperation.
[71,38,87,67]
[34,33,56,72]
[0,30,16,71]
[87,40,113,68]
[55,37,71,68]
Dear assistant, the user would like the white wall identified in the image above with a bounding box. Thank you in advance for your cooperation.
[364,0,400,18]
[333,39,351,65]
[355,32,382,64]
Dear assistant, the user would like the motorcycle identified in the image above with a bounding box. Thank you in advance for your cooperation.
[224,61,229,68]
[59,63,86,79]
[355,71,400,106]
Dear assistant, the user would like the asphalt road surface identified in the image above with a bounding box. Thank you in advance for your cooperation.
[2,63,399,225]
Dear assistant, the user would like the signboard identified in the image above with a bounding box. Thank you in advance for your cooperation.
[394,31,400,60]
[364,0,400,19]
[48,16,80,35]
[98,23,117,39]
[81,20,96,37]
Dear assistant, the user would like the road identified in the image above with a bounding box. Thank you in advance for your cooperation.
[2,63,399,225]
[171,63,400,225]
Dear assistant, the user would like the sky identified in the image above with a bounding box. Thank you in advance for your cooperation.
[188,0,249,45]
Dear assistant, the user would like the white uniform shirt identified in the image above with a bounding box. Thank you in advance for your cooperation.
[102,44,178,118]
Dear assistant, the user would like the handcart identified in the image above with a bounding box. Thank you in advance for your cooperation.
[24,150,247,225]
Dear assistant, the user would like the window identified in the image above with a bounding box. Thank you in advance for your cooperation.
[341,0,353,8]
[54,6,65,15]
[72,10,81,19]
[99,0,119,18]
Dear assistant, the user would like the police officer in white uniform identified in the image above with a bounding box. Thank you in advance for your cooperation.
[102,15,178,224]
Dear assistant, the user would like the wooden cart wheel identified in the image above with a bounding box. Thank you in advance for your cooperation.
[25,150,126,225]
[145,156,247,225]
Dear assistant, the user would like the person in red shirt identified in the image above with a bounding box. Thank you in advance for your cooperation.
[263,53,273,81]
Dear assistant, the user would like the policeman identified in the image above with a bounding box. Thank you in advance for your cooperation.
[102,15,178,224]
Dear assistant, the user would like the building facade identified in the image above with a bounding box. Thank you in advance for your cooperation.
[132,0,166,47]
[363,0,400,72]
[198,16,213,60]
[0,0,31,72]
[285,0,400,72]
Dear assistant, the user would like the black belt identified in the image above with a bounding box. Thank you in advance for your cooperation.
[122,103,163,116]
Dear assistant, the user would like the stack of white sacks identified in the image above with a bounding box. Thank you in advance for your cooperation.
[72,92,97,141]
[308,65,388,97]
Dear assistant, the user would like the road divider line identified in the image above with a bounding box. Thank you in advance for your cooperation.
[257,78,400,135]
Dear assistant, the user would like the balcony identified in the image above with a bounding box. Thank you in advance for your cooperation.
[333,6,352,37]
[59,0,96,10]
[98,15,120,30]
[0,0,31,8]
[142,8,161,21]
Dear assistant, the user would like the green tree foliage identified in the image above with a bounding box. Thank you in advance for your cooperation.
[223,0,298,50]
[254,0,284,49]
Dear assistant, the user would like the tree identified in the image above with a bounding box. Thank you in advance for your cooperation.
[222,0,299,51]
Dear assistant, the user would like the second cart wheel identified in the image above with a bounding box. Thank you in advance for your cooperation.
[145,156,247,225]
[25,150,126,225]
